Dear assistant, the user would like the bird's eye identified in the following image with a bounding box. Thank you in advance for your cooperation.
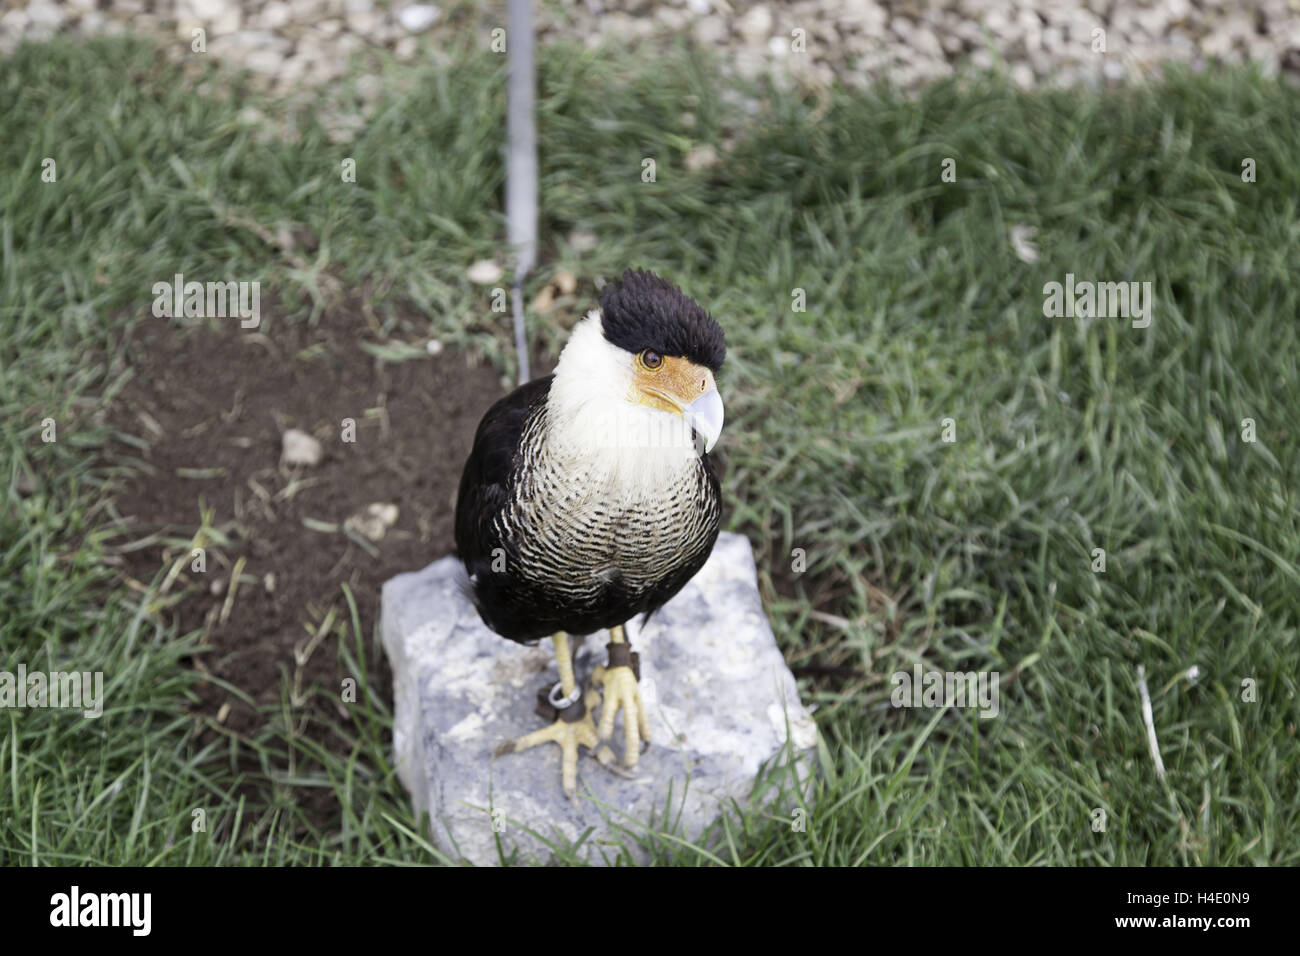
[639,349,663,370]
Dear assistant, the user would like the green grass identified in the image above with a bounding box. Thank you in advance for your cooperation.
[1,33,1296,865]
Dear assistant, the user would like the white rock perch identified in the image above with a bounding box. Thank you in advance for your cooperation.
[380,532,818,865]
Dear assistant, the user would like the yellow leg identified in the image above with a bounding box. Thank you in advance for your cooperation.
[593,623,651,772]
[554,631,578,697]
[494,632,598,798]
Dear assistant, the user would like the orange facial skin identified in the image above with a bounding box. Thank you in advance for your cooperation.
[630,352,717,415]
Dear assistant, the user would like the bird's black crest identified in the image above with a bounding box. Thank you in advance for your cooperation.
[598,269,726,372]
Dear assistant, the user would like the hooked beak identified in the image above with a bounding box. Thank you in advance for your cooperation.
[630,355,724,455]
[684,387,724,454]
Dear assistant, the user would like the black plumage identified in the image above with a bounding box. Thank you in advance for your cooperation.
[598,269,726,372]
[454,271,725,646]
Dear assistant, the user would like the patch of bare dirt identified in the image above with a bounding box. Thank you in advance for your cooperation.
[106,296,509,757]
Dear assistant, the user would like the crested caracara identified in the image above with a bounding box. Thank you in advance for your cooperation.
[455,269,726,795]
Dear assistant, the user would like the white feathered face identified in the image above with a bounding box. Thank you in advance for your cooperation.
[549,310,725,476]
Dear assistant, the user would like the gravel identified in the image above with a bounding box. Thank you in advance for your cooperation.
[3,0,1299,96]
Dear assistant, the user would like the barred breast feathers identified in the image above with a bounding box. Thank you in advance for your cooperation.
[501,400,718,600]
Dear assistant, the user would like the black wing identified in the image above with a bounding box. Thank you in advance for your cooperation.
[454,375,553,585]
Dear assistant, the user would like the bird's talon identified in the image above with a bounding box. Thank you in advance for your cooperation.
[594,745,639,779]
[494,687,600,797]
[593,661,650,771]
